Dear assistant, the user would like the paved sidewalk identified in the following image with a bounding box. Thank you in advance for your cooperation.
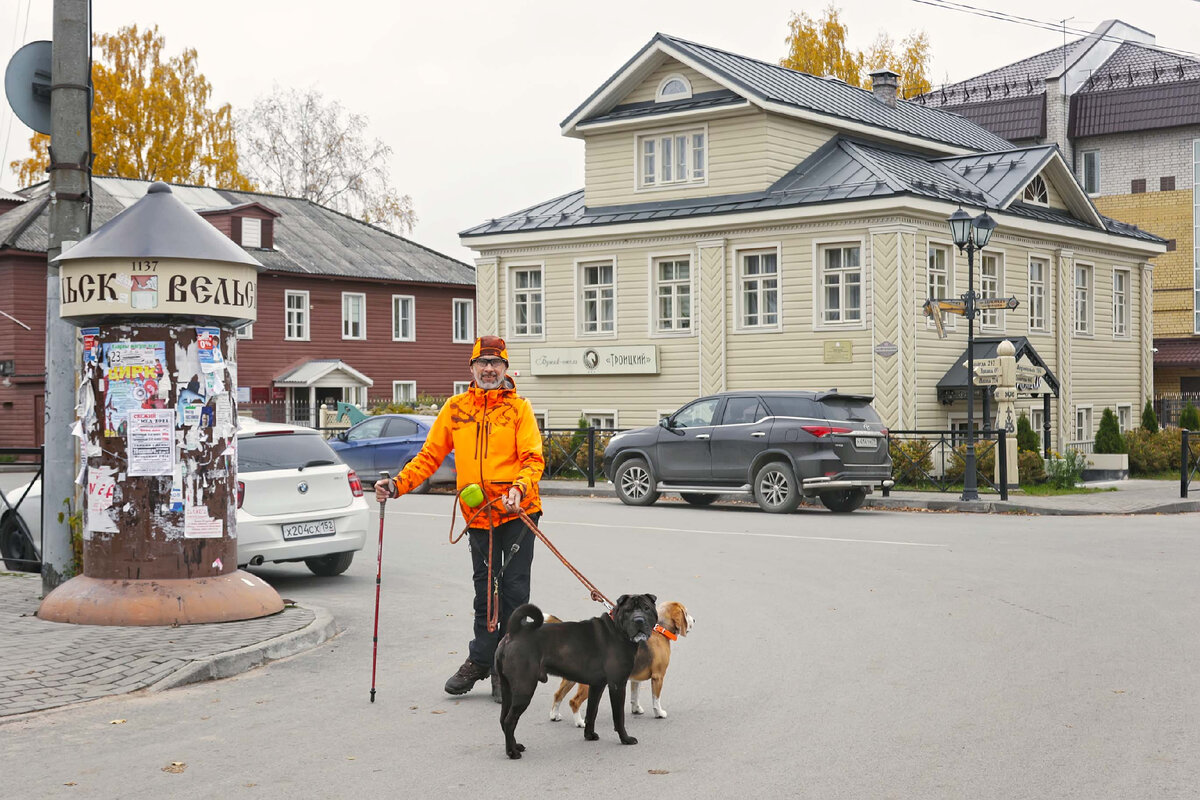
[0,574,334,719]
[538,477,1200,515]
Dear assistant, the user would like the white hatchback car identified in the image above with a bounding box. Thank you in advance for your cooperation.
[1,419,369,577]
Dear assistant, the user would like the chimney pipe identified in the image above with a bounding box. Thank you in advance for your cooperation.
[869,69,900,107]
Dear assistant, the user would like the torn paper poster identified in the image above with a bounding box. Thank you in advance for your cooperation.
[196,327,225,373]
[211,558,223,570]
[184,504,223,538]
[169,463,184,512]
[127,408,175,476]
[86,469,118,535]
[81,327,100,363]
[203,368,226,397]
[214,396,234,439]
[102,341,168,436]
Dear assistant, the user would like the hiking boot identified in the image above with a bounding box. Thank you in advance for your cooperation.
[491,673,502,704]
[444,658,490,695]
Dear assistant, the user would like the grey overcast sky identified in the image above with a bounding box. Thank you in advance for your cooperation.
[2,1,1198,266]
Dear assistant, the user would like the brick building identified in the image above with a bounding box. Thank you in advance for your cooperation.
[0,178,475,448]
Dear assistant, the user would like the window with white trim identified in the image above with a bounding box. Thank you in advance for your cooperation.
[579,261,615,335]
[511,267,543,337]
[236,323,253,339]
[241,217,262,248]
[453,299,474,343]
[1083,150,1100,195]
[980,253,1001,329]
[1029,257,1047,331]
[1030,407,1045,447]
[653,257,691,332]
[1074,264,1093,335]
[392,295,415,341]
[1117,404,1132,433]
[1113,269,1129,337]
[656,74,692,102]
[1023,175,1048,205]
[820,243,862,324]
[582,411,616,429]
[342,293,366,340]
[453,381,471,395]
[739,250,779,329]
[285,290,309,340]
[1074,406,1093,443]
[533,411,548,430]
[927,244,952,327]
[392,381,416,404]
[638,127,706,189]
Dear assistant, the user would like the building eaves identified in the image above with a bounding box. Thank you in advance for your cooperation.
[1070,79,1200,137]
[578,89,745,126]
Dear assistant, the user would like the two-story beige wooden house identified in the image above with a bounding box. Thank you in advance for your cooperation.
[460,34,1165,451]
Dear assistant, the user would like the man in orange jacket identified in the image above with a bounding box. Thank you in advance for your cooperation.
[375,335,544,701]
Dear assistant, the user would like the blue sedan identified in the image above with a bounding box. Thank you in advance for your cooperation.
[328,414,456,493]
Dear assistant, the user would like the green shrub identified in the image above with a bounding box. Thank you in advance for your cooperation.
[1181,402,1200,431]
[942,441,996,485]
[1016,412,1039,453]
[1046,449,1088,489]
[1142,400,1159,433]
[888,438,934,484]
[1017,449,1047,484]
[1124,428,1182,475]
[1094,407,1126,454]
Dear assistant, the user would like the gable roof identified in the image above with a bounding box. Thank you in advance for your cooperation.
[462,137,1161,246]
[562,33,1012,154]
[0,178,473,285]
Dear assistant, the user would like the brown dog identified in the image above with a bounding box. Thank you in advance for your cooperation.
[549,601,694,727]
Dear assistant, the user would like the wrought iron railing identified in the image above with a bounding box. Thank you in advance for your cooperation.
[540,427,620,487]
[883,429,1009,501]
[1180,430,1200,498]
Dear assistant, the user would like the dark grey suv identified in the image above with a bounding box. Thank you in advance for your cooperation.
[602,390,893,513]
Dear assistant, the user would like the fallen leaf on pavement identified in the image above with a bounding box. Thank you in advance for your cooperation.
[64,782,77,786]
[162,762,187,774]
[649,769,670,775]
[109,719,126,725]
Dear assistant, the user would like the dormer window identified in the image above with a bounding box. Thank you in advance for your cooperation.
[241,217,262,248]
[655,74,692,102]
[1023,175,1048,205]
[638,126,707,190]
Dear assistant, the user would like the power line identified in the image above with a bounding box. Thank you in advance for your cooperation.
[910,0,1200,62]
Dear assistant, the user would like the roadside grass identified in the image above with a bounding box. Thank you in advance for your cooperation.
[892,482,1116,496]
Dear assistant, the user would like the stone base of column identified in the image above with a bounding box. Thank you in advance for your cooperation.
[36,571,284,626]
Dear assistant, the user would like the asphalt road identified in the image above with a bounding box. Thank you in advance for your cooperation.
[3,493,1198,799]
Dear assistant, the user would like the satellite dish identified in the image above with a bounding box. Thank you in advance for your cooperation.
[5,40,53,135]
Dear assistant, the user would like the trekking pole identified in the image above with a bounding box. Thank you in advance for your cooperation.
[370,470,391,703]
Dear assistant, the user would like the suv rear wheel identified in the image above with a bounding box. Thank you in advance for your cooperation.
[753,461,801,514]
[305,551,355,577]
[614,458,659,506]
[680,493,718,506]
[819,488,866,513]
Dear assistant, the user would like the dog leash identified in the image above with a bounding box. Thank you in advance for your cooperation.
[450,491,614,632]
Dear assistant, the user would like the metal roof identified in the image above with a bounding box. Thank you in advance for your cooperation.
[580,89,746,126]
[1071,80,1200,137]
[0,178,474,286]
[566,33,1012,153]
[915,41,1086,109]
[936,337,1060,402]
[1153,338,1200,368]
[274,359,374,387]
[1079,42,1200,93]
[928,95,1047,142]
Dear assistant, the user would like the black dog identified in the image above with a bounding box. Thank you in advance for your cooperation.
[494,593,658,759]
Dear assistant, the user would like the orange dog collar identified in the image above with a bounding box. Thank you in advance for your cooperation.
[654,624,677,641]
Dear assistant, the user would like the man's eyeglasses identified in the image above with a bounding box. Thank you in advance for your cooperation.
[472,358,506,368]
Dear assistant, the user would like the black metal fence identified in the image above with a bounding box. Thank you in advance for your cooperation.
[883,429,1009,501]
[540,427,619,487]
[1155,394,1200,429]
[0,446,43,572]
[1180,430,1200,498]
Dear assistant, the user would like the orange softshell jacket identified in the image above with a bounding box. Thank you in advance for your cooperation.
[391,380,544,524]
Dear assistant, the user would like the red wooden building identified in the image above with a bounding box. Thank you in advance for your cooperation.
[0,178,476,447]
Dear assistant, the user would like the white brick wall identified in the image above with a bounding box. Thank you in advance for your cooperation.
[1073,128,1197,196]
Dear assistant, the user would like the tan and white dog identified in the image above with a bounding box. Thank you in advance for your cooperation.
[548,601,694,727]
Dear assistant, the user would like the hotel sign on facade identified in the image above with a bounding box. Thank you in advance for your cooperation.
[529,345,658,376]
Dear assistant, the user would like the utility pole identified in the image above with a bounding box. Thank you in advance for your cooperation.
[42,0,91,592]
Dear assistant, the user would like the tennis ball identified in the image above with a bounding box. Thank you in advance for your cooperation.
[461,483,485,508]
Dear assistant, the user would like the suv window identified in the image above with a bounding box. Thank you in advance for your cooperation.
[238,433,341,473]
[721,397,763,425]
[822,397,882,423]
[672,398,720,428]
[761,396,821,418]
[346,417,388,441]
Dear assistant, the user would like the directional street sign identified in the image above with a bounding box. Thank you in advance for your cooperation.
[975,296,1021,311]
[973,362,1001,385]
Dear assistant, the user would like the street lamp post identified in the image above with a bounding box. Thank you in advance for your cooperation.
[947,207,996,502]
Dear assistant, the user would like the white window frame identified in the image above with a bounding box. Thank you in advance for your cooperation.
[575,258,617,338]
[979,251,1004,330]
[533,411,549,430]
[733,244,783,333]
[581,409,618,430]
[1023,175,1049,205]
[1030,406,1046,446]
[926,241,955,330]
[452,299,474,344]
[655,73,693,102]
[508,264,545,340]
[1082,150,1100,195]
[235,323,253,340]
[1074,262,1094,337]
[392,295,415,342]
[1073,405,1094,443]
[342,292,366,340]
[649,252,694,336]
[241,217,262,248]
[284,290,310,341]
[635,123,708,191]
[1117,404,1132,434]
[1112,267,1130,339]
[1028,255,1049,332]
[392,381,417,404]
[814,238,865,329]
[453,380,471,395]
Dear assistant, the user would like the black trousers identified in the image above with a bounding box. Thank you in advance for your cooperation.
[466,513,538,669]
